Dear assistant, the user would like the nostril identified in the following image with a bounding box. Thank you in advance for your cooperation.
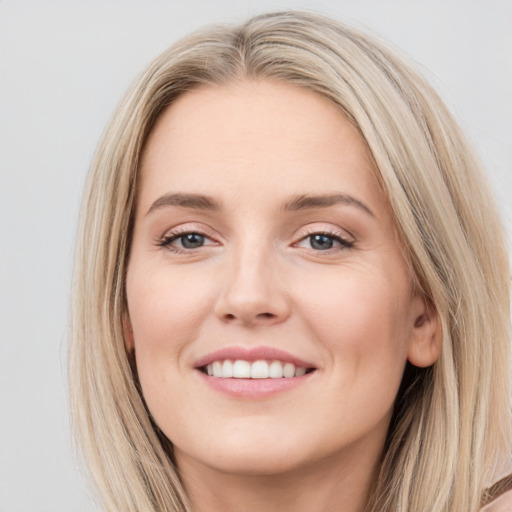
[257,312,275,319]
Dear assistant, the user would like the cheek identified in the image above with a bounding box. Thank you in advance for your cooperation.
[296,265,412,385]
[128,263,212,339]
[126,264,215,383]
[126,264,219,433]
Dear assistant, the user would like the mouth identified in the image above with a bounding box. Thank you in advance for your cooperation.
[199,359,316,379]
[194,346,317,397]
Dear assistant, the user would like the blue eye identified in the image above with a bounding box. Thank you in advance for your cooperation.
[296,232,353,251]
[178,233,205,249]
[160,232,213,250]
[309,234,337,250]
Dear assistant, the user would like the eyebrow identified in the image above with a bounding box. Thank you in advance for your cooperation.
[145,191,374,218]
[283,193,374,217]
[146,193,222,215]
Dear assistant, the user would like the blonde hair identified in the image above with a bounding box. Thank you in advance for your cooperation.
[69,11,511,511]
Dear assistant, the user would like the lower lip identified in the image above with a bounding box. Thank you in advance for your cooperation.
[196,370,314,399]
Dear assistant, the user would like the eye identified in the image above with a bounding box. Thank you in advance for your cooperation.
[296,232,354,251]
[159,231,217,251]
[310,234,337,250]
[175,233,206,249]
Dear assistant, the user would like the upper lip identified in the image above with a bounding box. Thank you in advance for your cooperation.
[194,346,316,369]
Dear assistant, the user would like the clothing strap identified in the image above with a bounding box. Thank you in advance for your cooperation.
[482,474,512,507]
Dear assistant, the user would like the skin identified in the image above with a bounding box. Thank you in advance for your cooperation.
[125,80,441,512]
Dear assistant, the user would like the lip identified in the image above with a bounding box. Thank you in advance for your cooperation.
[194,346,317,399]
[194,345,315,369]
[196,370,314,399]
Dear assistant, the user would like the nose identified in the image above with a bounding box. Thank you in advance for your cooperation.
[214,247,291,327]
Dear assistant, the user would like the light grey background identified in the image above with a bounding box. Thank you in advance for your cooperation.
[1,1,511,511]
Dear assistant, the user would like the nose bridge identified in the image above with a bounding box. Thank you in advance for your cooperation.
[215,232,289,325]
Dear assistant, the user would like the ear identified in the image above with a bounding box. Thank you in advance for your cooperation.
[407,295,442,368]
[123,313,135,352]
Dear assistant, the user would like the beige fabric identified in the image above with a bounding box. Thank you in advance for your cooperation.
[481,489,512,511]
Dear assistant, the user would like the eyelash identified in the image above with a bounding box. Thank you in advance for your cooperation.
[295,229,354,252]
[157,228,218,254]
[157,227,354,254]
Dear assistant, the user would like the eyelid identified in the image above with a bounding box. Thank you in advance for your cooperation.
[293,224,355,242]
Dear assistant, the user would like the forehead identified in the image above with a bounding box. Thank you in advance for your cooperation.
[138,80,385,215]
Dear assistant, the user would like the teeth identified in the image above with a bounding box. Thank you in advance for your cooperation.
[212,361,223,378]
[251,360,269,379]
[205,359,310,379]
[268,360,283,378]
[232,360,251,378]
[283,362,295,378]
[295,366,306,377]
[222,359,233,377]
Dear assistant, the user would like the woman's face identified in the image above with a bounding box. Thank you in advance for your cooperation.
[126,81,439,478]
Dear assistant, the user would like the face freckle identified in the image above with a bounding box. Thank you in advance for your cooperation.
[125,80,438,482]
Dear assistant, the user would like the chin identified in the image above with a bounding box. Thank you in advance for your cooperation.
[194,448,308,477]
[173,424,313,477]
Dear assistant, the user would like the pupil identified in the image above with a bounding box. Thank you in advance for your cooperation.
[310,234,333,250]
[182,233,204,248]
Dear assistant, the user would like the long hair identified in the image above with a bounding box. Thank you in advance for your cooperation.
[69,11,511,511]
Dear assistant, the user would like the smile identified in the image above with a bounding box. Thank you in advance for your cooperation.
[202,359,313,379]
[194,346,317,397]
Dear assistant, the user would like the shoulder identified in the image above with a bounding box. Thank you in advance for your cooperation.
[482,474,512,511]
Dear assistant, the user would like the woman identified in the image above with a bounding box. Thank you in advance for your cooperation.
[69,11,511,512]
